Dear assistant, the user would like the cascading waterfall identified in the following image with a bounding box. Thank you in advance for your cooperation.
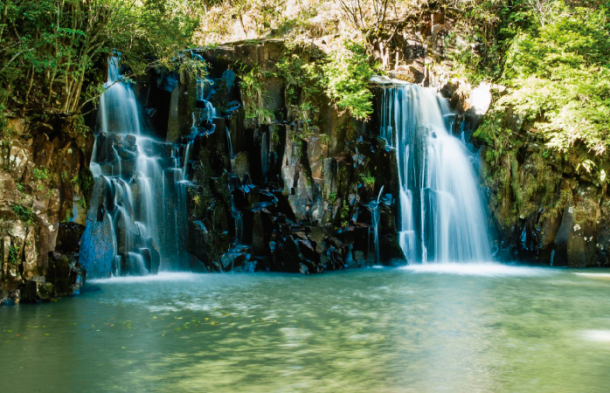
[367,186,384,265]
[86,57,201,275]
[380,82,491,263]
[82,54,489,277]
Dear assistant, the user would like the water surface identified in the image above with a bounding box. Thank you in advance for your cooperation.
[2,265,610,392]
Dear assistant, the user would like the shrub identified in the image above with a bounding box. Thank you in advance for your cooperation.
[323,40,376,121]
[497,2,610,154]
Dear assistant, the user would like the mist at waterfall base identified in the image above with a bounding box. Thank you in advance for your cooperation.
[379,81,491,264]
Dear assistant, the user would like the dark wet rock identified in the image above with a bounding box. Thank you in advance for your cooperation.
[234,151,251,181]
[22,276,54,303]
[221,245,254,272]
[277,236,315,273]
[56,223,85,254]
[71,40,412,286]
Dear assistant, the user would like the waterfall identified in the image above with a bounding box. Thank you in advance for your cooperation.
[380,82,491,263]
[231,197,244,245]
[226,127,234,159]
[85,57,193,276]
[373,186,384,264]
[98,57,143,135]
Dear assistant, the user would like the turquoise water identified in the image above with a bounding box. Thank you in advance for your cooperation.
[2,264,610,392]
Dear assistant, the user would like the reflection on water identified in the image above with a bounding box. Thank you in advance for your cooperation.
[2,267,610,392]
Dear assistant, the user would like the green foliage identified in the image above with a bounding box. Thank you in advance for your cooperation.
[0,103,7,137]
[79,168,94,198]
[499,2,610,154]
[8,245,21,265]
[0,0,200,119]
[238,66,276,125]
[323,40,375,120]
[328,192,338,204]
[276,46,326,132]
[445,0,546,82]
[359,171,375,188]
[72,114,90,136]
[340,199,350,223]
[276,47,324,105]
[13,205,34,225]
[63,209,72,223]
[473,110,518,165]
[33,166,50,182]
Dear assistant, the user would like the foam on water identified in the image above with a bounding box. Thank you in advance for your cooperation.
[401,263,552,277]
[89,272,206,284]
[574,273,610,279]
[580,330,610,343]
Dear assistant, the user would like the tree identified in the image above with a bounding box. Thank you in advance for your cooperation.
[0,0,201,123]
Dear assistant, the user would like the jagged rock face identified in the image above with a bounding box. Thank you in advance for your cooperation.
[468,96,610,267]
[123,40,405,274]
[482,144,610,267]
[0,118,91,304]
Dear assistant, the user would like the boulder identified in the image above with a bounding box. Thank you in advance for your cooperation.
[306,136,328,180]
[234,151,251,181]
[22,276,54,303]
[55,223,86,254]
[6,141,31,180]
[47,252,86,296]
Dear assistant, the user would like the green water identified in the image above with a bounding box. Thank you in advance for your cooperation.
[2,264,610,393]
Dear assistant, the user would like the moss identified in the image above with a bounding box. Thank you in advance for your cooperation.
[509,154,522,211]
[79,167,94,203]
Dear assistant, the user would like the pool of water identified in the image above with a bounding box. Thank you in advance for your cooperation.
[2,264,610,392]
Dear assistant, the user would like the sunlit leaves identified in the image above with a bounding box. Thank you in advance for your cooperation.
[0,0,201,117]
[499,1,610,154]
[323,39,375,120]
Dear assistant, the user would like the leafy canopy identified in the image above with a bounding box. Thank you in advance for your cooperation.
[0,0,200,120]
[500,1,610,154]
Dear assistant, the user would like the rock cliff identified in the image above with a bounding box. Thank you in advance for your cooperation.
[0,116,90,304]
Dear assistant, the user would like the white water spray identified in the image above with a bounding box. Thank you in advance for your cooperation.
[380,82,491,263]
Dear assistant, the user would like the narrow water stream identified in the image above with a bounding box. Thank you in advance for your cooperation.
[2,266,610,392]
